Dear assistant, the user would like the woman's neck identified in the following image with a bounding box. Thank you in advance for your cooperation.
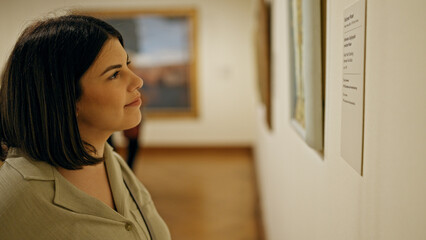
[77,119,114,158]
[79,131,111,158]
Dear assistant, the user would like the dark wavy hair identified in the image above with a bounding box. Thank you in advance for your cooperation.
[0,14,123,169]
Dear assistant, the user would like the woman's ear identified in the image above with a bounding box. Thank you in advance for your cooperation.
[76,104,80,118]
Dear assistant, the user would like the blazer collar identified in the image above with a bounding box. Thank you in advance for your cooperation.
[6,147,126,222]
[5,148,55,181]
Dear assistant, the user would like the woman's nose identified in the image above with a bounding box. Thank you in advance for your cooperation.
[129,70,143,91]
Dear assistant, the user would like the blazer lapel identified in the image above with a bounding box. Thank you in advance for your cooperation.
[52,166,125,222]
[104,145,127,215]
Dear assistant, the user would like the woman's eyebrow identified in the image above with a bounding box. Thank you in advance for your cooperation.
[100,64,122,76]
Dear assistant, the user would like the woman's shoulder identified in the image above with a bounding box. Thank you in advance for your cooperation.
[0,154,55,215]
[0,161,36,222]
[0,156,58,239]
[0,160,31,203]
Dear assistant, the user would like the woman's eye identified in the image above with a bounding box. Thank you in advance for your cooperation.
[109,71,120,80]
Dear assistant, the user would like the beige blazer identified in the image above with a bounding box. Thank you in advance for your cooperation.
[0,145,171,240]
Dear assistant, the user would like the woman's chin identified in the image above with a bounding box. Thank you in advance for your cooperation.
[126,115,142,129]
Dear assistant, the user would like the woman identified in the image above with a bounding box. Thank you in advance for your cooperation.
[0,14,170,240]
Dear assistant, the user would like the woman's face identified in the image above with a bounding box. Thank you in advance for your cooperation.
[76,38,143,139]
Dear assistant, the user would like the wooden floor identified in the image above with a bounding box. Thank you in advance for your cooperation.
[118,147,264,240]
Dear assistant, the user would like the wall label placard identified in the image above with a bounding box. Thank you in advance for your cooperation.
[341,0,366,175]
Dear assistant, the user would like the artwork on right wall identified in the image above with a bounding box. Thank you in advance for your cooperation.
[289,0,325,151]
[256,0,273,130]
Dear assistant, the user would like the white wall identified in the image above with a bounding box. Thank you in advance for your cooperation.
[0,0,258,147]
[255,0,426,239]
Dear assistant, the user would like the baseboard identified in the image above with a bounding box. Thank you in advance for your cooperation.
[117,145,251,151]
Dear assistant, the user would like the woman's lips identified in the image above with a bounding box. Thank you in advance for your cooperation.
[125,97,142,107]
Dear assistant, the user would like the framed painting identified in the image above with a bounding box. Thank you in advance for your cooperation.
[80,9,198,118]
[289,0,325,150]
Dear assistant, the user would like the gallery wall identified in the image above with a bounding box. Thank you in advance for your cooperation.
[255,0,426,239]
[0,0,258,147]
